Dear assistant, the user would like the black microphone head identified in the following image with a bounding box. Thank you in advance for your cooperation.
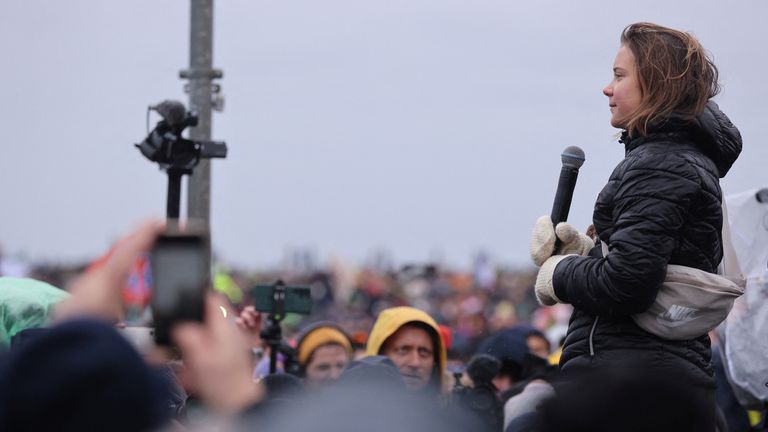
[151,100,187,128]
[561,146,586,169]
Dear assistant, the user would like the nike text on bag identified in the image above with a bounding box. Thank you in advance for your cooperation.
[631,264,744,340]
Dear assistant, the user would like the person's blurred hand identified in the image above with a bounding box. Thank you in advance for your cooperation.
[173,295,264,415]
[53,220,164,322]
[235,305,263,349]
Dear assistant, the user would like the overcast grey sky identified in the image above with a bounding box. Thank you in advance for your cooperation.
[1,0,766,269]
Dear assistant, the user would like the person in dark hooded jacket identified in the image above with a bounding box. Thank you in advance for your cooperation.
[529,22,742,431]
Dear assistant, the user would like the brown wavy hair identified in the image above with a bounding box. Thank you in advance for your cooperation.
[620,22,720,136]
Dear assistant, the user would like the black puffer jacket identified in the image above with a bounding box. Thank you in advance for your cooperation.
[552,101,742,387]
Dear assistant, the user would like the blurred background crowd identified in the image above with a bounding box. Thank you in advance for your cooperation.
[1,248,570,363]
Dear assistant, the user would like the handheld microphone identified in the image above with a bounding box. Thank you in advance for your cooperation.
[550,146,586,225]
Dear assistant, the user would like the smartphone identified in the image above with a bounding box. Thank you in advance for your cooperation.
[150,232,209,345]
[253,284,312,315]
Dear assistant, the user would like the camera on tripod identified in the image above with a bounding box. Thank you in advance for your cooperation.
[136,100,227,174]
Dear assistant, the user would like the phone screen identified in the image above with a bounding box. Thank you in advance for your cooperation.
[150,234,209,344]
[253,284,312,315]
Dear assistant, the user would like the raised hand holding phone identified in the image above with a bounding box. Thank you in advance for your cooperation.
[149,226,210,345]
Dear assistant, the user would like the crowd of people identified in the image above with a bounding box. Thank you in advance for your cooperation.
[0,223,560,431]
[19,248,564,363]
[1,220,763,432]
[1,21,767,432]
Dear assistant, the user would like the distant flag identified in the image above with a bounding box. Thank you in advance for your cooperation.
[124,252,152,307]
[87,248,151,309]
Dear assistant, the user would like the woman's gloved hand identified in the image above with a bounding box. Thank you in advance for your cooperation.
[530,216,595,266]
[534,255,572,306]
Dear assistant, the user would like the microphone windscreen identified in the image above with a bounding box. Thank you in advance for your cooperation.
[151,100,187,128]
[561,146,586,169]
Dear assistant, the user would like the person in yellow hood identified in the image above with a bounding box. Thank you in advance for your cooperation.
[366,306,446,395]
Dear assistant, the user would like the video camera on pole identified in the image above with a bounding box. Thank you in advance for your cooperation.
[136,100,227,220]
[134,100,227,345]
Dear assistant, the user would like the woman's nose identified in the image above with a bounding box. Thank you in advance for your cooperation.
[603,85,612,97]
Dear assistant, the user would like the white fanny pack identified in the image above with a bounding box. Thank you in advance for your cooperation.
[602,201,746,340]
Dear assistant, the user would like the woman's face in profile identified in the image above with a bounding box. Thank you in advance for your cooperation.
[603,45,642,129]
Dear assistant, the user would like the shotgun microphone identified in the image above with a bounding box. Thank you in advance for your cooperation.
[150,100,188,128]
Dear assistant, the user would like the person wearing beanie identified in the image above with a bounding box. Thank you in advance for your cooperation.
[0,319,170,432]
[366,306,446,397]
[476,329,530,394]
[295,322,353,390]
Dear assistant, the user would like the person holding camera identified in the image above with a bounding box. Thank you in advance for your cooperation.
[529,22,742,431]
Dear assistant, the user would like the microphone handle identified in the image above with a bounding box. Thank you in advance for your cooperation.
[550,166,579,225]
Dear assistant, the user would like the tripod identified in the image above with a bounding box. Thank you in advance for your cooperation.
[259,280,299,375]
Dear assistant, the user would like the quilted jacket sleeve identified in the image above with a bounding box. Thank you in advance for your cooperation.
[552,153,702,317]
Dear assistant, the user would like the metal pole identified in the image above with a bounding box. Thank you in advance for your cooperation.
[180,0,223,280]
[181,0,222,226]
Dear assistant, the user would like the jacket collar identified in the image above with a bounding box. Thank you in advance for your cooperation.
[617,101,742,177]
[619,124,692,155]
